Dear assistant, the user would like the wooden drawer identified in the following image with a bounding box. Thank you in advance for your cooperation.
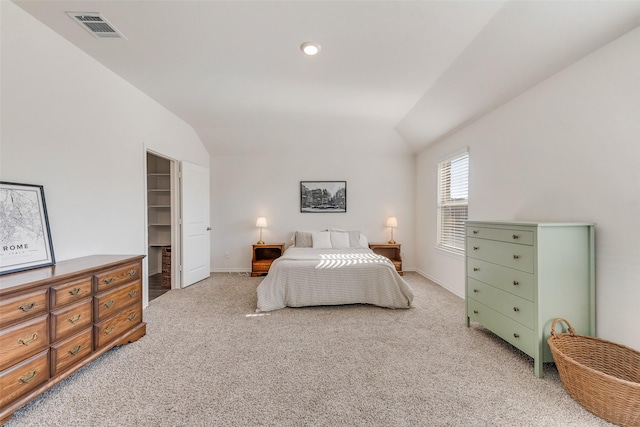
[50,298,93,342]
[253,260,272,273]
[50,278,92,310]
[467,226,534,245]
[0,314,49,371]
[94,305,142,349]
[94,280,141,323]
[0,350,49,409]
[94,262,141,293]
[467,298,534,357]
[467,237,534,273]
[51,328,92,376]
[0,288,48,329]
[467,258,535,301]
[467,278,534,328]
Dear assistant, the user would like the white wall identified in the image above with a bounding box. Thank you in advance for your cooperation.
[1,3,208,263]
[416,26,640,351]
[211,152,415,272]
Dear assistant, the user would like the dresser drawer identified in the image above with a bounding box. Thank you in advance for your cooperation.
[94,305,142,349]
[467,298,534,357]
[467,278,534,328]
[0,350,49,409]
[0,288,48,329]
[467,226,534,245]
[467,258,535,301]
[467,237,534,273]
[50,278,92,310]
[95,262,141,293]
[0,314,49,371]
[51,328,92,376]
[94,280,141,323]
[50,298,93,342]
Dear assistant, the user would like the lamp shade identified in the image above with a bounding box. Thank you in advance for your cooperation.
[256,217,267,228]
[386,217,398,228]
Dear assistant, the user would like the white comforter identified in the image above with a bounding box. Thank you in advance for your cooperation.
[256,248,414,312]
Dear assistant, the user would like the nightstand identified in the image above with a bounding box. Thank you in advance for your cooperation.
[251,244,284,277]
[369,243,403,276]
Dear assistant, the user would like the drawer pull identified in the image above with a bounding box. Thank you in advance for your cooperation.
[473,268,479,272]
[473,230,478,234]
[513,333,520,338]
[103,278,114,285]
[19,302,35,312]
[513,281,519,286]
[68,314,82,324]
[69,288,81,296]
[473,246,479,251]
[473,289,479,293]
[103,325,116,335]
[127,269,137,276]
[18,332,38,346]
[128,290,138,298]
[513,255,520,260]
[68,345,82,356]
[127,313,137,322]
[104,300,115,309]
[18,369,38,384]
[512,234,519,240]
[473,310,479,314]
[513,307,520,312]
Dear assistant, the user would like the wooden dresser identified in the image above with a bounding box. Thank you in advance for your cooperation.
[0,255,146,424]
[465,221,594,378]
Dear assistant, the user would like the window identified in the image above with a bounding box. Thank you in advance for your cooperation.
[437,150,469,254]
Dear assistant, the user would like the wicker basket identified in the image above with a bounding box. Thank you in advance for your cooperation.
[548,318,640,426]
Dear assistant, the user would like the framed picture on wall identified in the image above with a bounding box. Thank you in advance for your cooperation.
[0,181,55,275]
[300,181,347,213]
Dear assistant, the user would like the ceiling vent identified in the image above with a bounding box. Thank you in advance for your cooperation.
[66,12,126,39]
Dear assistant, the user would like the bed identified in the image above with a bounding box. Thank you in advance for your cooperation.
[256,230,414,312]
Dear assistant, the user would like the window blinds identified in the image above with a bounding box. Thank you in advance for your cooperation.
[437,152,469,253]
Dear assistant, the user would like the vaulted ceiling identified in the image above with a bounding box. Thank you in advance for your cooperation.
[13,1,640,155]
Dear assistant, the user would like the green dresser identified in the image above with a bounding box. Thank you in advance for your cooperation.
[465,221,595,378]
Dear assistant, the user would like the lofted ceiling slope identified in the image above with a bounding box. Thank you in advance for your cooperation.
[11,1,640,155]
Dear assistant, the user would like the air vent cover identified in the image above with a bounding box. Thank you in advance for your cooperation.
[66,12,125,39]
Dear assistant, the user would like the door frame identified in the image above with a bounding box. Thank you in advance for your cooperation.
[143,148,181,308]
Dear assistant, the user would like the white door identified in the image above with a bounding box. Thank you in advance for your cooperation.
[181,161,211,287]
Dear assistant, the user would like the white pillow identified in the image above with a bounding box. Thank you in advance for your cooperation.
[358,234,369,248]
[330,231,350,249]
[312,231,332,249]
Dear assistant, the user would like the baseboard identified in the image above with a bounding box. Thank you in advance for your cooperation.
[211,268,251,273]
[413,269,464,300]
[149,268,161,276]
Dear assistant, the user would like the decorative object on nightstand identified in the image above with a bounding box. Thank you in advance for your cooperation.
[368,242,403,276]
[386,217,398,244]
[251,244,284,277]
[255,217,267,245]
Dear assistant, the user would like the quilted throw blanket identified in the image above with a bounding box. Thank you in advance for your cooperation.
[256,248,414,312]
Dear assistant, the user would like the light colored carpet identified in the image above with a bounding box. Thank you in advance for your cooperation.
[5,273,612,426]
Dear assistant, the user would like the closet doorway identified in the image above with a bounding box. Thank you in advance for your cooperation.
[146,152,177,301]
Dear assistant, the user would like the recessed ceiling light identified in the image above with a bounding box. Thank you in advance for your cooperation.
[300,42,321,56]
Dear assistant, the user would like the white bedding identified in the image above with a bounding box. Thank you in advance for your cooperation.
[256,247,414,312]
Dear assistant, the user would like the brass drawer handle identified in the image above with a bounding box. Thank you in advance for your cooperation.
[68,345,82,356]
[128,290,138,298]
[473,310,479,314]
[473,230,478,234]
[103,325,115,335]
[19,302,35,312]
[104,300,115,309]
[512,234,519,240]
[69,288,81,296]
[18,332,38,346]
[103,278,114,285]
[513,281,519,286]
[513,255,520,260]
[473,246,479,251]
[127,313,137,322]
[68,314,82,324]
[18,369,38,384]
[473,268,479,272]
[513,307,520,312]
[513,333,520,338]
[473,289,479,293]
[127,269,137,276]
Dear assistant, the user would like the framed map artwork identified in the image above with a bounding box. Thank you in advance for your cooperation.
[0,182,55,275]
